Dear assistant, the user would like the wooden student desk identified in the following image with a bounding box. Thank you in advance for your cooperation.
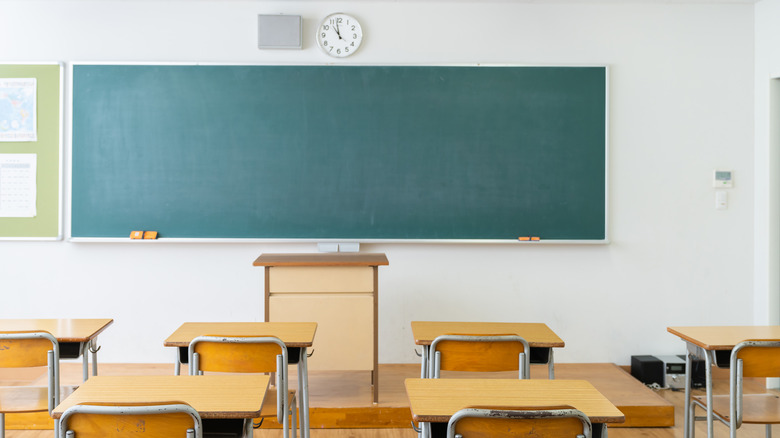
[52,374,269,437]
[667,325,780,438]
[164,321,317,438]
[0,318,113,381]
[405,378,625,438]
[411,321,565,379]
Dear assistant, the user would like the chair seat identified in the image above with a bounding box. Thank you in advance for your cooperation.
[694,394,780,424]
[0,386,49,413]
[259,388,296,418]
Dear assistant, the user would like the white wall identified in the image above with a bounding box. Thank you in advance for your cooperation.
[0,1,756,365]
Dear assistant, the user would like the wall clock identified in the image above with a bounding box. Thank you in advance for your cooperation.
[316,13,363,58]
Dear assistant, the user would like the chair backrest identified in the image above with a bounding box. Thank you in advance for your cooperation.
[59,401,202,438]
[188,335,289,424]
[188,335,286,374]
[729,339,780,428]
[0,330,60,412]
[731,339,780,378]
[430,334,530,378]
[446,406,592,438]
[0,330,58,368]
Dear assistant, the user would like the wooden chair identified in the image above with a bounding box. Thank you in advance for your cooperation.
[189,335,297,438]
[429,334,530,379]
[690,339,780,438]
[0,330,60,438]
[446,405,593,438]
[58,401,202,438]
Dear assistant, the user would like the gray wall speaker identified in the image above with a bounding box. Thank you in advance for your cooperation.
[258,15,302,49]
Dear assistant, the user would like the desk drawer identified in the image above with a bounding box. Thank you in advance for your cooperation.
[268,266,374,293]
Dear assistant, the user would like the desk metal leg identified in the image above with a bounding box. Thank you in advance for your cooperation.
[81,342,89,382]
[704,349,714,438]
[428,349,436,379]
[174,348,182,376]
[421,346,429,378]
[79,338,102,381]
[684,350,693,438]
[684,342,717,438]
[244,418,253,438]
[89,338,99,376]
[548,349,555,379]
[299,347,310,438]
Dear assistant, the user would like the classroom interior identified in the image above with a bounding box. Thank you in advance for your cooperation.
[4,0,780,436]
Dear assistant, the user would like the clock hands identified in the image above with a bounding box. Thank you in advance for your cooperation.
[335,20,343,40]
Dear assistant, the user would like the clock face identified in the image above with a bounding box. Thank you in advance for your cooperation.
[317,13,363,58]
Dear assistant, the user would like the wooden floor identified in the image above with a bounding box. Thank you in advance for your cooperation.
[2,362,778,438]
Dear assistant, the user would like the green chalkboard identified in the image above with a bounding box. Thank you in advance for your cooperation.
[0,63,62,240]
[71,65,606,241]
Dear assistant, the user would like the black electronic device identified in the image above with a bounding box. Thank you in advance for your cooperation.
[631,354,705,388]
[631,355,663,387]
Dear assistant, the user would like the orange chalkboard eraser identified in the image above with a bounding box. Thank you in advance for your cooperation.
[530,236,541,241]
[130,230,144,239]
[518,236,531,241]
[143,231,158,239]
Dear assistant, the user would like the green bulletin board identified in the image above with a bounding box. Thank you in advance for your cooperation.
[0,63,62,240]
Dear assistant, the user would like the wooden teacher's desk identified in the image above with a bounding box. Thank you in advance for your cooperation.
[0,318,113,381]
[164,321,317,438]
[405,378,624,438]
[52,374,268,437]
[254,252,389,404]
[411,321,565,379]
[667,325,780,438]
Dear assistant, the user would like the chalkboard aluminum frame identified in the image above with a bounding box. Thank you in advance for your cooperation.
[67,62,609,244]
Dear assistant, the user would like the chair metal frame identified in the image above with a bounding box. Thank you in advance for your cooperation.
[689,340,780,438]
[446,406,593,438]
[429,334,531,379]
[188,335,297,438]
[58,402,202,438]
[0,331,60,438]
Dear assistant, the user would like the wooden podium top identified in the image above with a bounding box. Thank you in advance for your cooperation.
[253,253,389,267]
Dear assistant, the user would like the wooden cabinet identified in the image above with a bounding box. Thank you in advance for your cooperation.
[254,253,389,403]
